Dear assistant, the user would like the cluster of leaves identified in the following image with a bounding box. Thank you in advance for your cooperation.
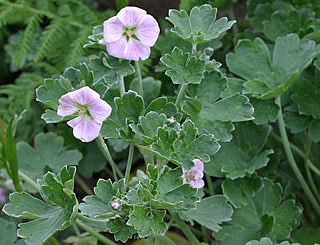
[2,0,320,245]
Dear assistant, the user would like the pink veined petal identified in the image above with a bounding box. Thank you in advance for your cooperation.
[124,38,151,61]
[57,93,78,117]
[69,115,102,142]
[190,179,205,189]
[107,36,128,60]
[88,98,112,122]
[136,14,160,47]
[117,6,146,27]
[104,16,124,43]
[72,86,100,106]
[192,159,204,172]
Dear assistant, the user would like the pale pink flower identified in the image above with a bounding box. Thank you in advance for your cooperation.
[182,159,205,189]
[57,87,112,143]
[0,188,5,205]
[103,6,160,61]
[111,201,120,209]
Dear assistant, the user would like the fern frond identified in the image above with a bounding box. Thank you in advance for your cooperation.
[34,19,66,62]
[31,62,60,76]
[0,6,17,27]
[65,26,91,66]
[73,1,100,25]
[14,14,42,68]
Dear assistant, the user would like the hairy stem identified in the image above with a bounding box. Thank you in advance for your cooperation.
[76,221,116,245]
[76,174,93,195]
[135,60,143,96]
[149,234,176,245]
[77,213,106,225]
[276,96,320,216]
[124,144,134,189]
[205,174,214,195]
[169,211,200,245]
[119,75,125,97]
[18,170,40,192]
[96,136,124,180]
[175,84,188,106]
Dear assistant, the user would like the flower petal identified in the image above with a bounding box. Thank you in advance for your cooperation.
[88,98,112,122]
[190,179,205,189]
[136,14,160,47]
[72,86,100,105]
[57,93,78,117]
[192,159,204,172]
[117,6,146,27]
[68,115,102,142]
[107,36,128,59]
[104,16,124,43]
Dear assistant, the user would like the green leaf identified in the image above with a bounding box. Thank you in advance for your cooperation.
[145,97,178,118]
[251,98,279,125]
[127,206,167,237]
[106,217,135,242]
[100,119,121,139]
[151,166,199,210]
[180,195,233,232]
[205,122,273,179]
[166,4,235,43]
[151,119,220,169]
[222,176,264,208]
[0,218,25,245]
[129,77,161,105]
[130,112,168,145]
[160,47,205,85]
[292,226,320,245]
[41,109,64,123]
[3,167,78,245]
[246,237,300,245]
[115,91,144,127]
[17,132,82,183]
[216,178,302,244]
[79,179,125,219]
[182,72,254,142]
[226,34,319,99]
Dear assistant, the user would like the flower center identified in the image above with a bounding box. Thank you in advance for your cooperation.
[185,171,196,182]
[123,26,137,41]
[77,104,90,116]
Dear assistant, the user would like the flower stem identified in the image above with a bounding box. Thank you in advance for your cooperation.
[175,84,188,106]
[76,174,93,195]
[124,144,134,189]
[149,234,176,245]
[77,213,106,225]
[276,96,320,216]
[96,136,124,180]
[205,174,214,195]
[18,170,40,192]
[119,75,125,97]
[169,211,200,244]
[76,221,116,245]
[135,60,143,96]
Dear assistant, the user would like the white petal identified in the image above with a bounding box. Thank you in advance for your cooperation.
[104,16,124,43]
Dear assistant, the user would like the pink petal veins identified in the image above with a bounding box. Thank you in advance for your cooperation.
[106,36,128,60]
[71,115,102,143]
[117,6,146,27]
[104,16,124,43]
[136,14,160,47]
[124,38,151,61]
[72,86,100,105]
[57,93,78,117]
[88,98,112,122]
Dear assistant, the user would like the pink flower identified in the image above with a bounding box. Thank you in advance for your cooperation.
[103,6,160,61]
[182,159,205,189]
[111,201,120,209]
[57,87,112,143]
[0,188,5,205]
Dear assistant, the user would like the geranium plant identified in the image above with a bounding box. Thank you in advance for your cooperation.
[1,1,320,245]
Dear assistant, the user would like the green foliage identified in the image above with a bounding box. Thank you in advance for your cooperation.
[205,122,273,179]
[17,132,82,185]
[216,178,302,244]
[0,218,25,245]
[167,4,236,43]
[227,34,320,99]
[182,72,254,142]
[3,167,78,245]
[246,237,300,245]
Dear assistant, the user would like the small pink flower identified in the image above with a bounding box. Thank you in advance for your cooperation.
[57,87,112,142]
[111,201,120,209]
[0,188,5,205]
[182,159,205,189]
[103,6,160,61]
